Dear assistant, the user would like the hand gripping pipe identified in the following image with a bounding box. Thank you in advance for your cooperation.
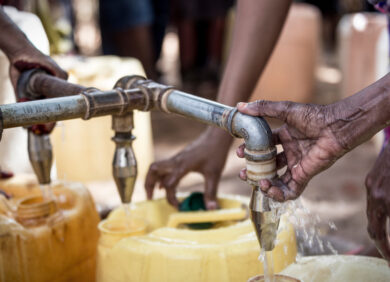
[0,73,280,251]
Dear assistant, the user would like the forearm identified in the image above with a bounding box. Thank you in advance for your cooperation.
[210,0,292,142]
[0,6,34,59]
[217,0,292,106]
[330,72,390,150]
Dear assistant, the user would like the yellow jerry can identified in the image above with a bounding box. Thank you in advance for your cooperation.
[0,175,100,282]
[97,194,297,282]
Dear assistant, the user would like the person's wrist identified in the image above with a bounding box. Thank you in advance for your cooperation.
[328,96,390,151]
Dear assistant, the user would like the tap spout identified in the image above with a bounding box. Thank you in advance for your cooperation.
[27,131,52,184]
[250,186,281,251]
[112,131,137,204]
[111,76,142,204]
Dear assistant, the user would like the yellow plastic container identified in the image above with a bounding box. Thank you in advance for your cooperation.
[97,194,297,282]
[280,255,390,282]
[52,56,154,183]
[0,175,100,282]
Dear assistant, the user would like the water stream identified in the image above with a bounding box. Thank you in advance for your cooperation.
[259,248,275,282]
[257,198,339,281]
[123,203,133,230]
[39,184,54,200]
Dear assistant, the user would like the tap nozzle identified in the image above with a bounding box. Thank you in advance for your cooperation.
[112,112,137,204]
[250,185,281,251]
[112,132,137,204]
[27,130,52,184]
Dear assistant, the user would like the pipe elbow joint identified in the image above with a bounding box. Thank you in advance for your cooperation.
[228,109,277,184]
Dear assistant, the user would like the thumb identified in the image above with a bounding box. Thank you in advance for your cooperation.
[204,175,219,210]
[237,100,294,122]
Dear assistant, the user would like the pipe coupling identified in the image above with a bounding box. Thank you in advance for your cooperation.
[80,87,101,120]
[225,108,277,185]
[122,76,174,112]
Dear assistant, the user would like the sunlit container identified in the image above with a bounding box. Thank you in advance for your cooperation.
[51,56,154,184]
[97,194,297,282]
[0,175,100,282]
[280,255,390,282]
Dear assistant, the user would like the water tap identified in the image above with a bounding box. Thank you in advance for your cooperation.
[111,77,141,204]
[112,129,137,204]
[245,150,280,251]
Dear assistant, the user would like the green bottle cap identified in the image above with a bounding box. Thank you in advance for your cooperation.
[179,192,214,230]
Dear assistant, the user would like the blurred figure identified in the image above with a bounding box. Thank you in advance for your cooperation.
[171,0,234,97]
[99,0,169,80]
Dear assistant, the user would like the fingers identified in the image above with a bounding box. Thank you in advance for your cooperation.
[272,128,282,145]
[145,158,189,208]
[239,168,247,181]
[237,100,294,121]
[35,60,68,81]
[162,167,188,208]
[236,143,245,158]
[257,170,303,202]
[367,210,390,261]
[47,60,68,80]
[165,185,179,208]
[276,152,287,170]
[30,123,56,135]
[145,160,174,200]
[204,175,219,210]
[145,163,161,200]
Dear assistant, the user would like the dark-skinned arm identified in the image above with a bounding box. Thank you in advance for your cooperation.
[0,6,67,91]
[145,0,292,209]
[365,142,390,263]
[236,72,390,202]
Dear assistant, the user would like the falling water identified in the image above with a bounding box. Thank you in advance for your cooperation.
[286,199,339,256]
[123,203,133,230]
[259,248,275,282]
[40,184,54,200]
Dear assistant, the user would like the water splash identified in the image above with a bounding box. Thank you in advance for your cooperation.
[123,203,133,230]
[287,198,339,256]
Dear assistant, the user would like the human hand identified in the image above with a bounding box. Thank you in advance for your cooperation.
[236,100,351,202]
[145,128,232,209]
[8,46,67,93]
[9,46,67,134]
[365,143,390,262]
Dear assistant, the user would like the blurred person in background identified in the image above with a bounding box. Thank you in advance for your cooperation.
[171,0,234,98]
[99,0,169,80]
[145,0,390,261]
